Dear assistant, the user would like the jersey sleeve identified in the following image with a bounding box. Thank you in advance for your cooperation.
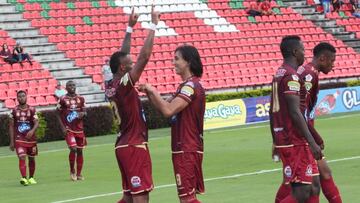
[177,81,196,103]
[282,74,301,95]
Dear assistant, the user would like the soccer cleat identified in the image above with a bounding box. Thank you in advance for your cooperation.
[77,175,85,181]
[28,177,37,185]
[70,173,77,181]
[20,178,29,186]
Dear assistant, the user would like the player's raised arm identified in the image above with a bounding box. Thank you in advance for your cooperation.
[120,8,138,54]
[129,5,160,83]
[285,94,321,160]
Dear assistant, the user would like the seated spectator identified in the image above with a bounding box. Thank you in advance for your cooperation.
[259,0,274,15]
[13,42,32,66]
[54,82,66,99]
[353,7,360,17]
[102,57,112,102]
[332,0,342,12]
[322,0,331,14]
[246,1,262,17]
[0,43,16,65]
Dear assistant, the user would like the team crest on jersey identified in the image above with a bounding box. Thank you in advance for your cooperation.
[306,165,313,176]
[305,74,313,82]
[304,82,313,91]
[291,74,299,81]
[131,176,141,188]
[275,69,286,77]
[287,81,300,91]
[180,85,194,97]
[284,165,292,178]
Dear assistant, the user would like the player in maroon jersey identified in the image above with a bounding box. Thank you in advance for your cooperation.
[270,36,322,203]
[139,45,205,203]
[298,42,342,203]
[57,80,87,181]
[105,6,159,203]
[9,90,39,186]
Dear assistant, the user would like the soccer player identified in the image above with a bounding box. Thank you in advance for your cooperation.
[298,42,342,203]
[105,6,159,203]
[139,45,205,203]
[9,90,39,186]
[57,81,87,181]
[269,36,322,203]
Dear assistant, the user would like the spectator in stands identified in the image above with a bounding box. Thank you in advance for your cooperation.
[246,0,274,17]
[332,0,342,12]
[322,0,332,14]
[246,1,262,17]
[0,43,16,65]
[102,57,112,102]
[259,0,274,15]
[353,7,360,17]
[54,82,66,99]
[13,42,32,66]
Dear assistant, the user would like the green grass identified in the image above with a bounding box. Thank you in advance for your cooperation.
[1,112,360,203]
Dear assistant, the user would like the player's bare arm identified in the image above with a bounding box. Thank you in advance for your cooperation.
[308,123,325,150]
[129,5,160,83]
[9,118,15,151]
[285,94,322,160]
[26,118,39,139]
[119,7,138,54]
[139,84,189,118]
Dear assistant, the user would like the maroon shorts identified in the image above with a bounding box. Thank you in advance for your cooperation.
[290,145,319,184]
[65,131,87,148]
[277,147,293,184]
[115,145,153,195]
[172,152,205,198]
[15,142,38,157]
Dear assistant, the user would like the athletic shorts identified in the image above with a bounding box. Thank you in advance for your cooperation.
[277,147,293,184]
[15,143,38,157]
[115,145,153,195]
[172,152,205,198]
[65,131,87,148]
[290,145,319,184]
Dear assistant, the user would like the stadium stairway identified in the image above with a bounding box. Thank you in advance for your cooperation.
[282,0,360,53]
[0,0,105,107]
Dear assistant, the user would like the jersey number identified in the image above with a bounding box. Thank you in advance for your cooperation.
[110,101,121,125]
[272,82,280,113]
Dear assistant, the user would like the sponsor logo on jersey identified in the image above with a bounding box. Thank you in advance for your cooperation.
[305,74,313,82]
[304,81,313,91]
[275,69,286,77]
[18,122,31,133]
[287,81,300,91]
[291,74,299,81]
[67,111,78,123]
[131,176,141,188]
[284,165,292,178]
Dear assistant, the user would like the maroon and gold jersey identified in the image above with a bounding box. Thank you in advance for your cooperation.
[170,77,205,153]
[270,64,307,146]
[57,94,86,134]
[297,63,319,119]
[9,105,38,146]
[105,73,148,146]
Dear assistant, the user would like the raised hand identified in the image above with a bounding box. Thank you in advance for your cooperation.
[128,7,139,27]
[150,5,160,25]
[138,83,155,93]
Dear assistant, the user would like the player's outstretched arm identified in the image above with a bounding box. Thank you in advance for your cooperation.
[129,5,160,83]
[138,84,189,118]
[285,94,322,160]
[119,8,138,54]
[8,118,14,151]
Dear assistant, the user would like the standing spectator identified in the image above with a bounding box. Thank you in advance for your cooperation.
[0,43,16,65]
[13,42,32,66]
[102,57,112,101]
[322,0,332,14]
[54,82,67,99]
[246,1,262,17]
[259,0,274,15]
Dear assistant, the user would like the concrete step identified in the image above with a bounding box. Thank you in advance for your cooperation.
[323,27,345,33]
[32,51,65,61]
[6,28,40,38]
[282,0,307,7]
[56,76,93,87]
[22,43,57,53]
[0,20,30,29]
[334,32,356,40]
[0,4,15,12]
[51,68,85,78]
[293,7,316,15]
[83,92,105,102]
[12,35,49,45]
[77,85,102,93]
[0,12,22,21]
[343,39,360,47]
[313,19,336,27]
[302,14,325,21]
[41,59,75,70]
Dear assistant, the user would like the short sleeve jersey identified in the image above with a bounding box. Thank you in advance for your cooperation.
[170,77,205,153]
[297,63,319,120]
[57,95,86,134]
[9,105,38,145]
[270,64,308,146]
[105,73,148,146]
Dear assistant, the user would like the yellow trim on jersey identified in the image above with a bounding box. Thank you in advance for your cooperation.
[130,185,154,195]
[275,144,294,148]
[178,188,195,197]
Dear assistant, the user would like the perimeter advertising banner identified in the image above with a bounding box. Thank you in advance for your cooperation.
[204,86,360,130]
